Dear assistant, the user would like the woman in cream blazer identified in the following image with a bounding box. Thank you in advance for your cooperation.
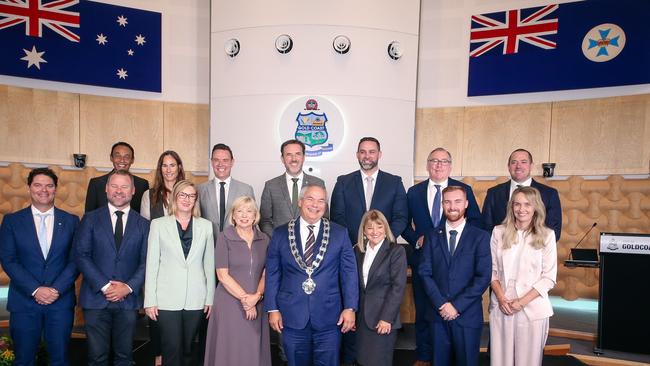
[144,180,215,366]
[489,186,557,366]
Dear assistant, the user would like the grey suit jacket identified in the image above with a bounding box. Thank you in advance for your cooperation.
[259,173,325,237]
[144,215,215,310]
[197,178,255,242]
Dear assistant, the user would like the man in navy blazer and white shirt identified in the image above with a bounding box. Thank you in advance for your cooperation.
[0,168,79,366]
[482,148,562,240]
[419,186,491,366]
[403,147,482,366]
[74,170,149,366]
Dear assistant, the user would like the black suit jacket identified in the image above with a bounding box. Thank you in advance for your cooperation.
[482,179,562,240]
[84,172,149,213]
[355,241,407,330]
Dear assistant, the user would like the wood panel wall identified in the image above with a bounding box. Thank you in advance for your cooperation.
[0,85,209,172]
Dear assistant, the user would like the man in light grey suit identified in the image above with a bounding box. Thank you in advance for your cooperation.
[197,143,255,243]
[196,143,254,364]
[260,139,325,238]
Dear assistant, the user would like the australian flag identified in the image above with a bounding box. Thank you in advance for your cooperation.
[467,0,650,96]
[0,0,161,92]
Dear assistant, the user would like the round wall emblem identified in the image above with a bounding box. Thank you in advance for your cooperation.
[582,23,625,62]
[280,96,345,158]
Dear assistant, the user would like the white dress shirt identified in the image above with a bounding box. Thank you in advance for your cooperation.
[214,176,232,210]
[299,218,321,253]
[445,218,466,253]
[31,205,54,250]
[428,178,449,221]
[108,203,130,236]
[360,170,379,208]
[285,171,304,198]
[362,239,385,286]
[509,177,532,198]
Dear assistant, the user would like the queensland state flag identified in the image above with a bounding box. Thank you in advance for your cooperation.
[467,0,650,96]
[0,0,161,92]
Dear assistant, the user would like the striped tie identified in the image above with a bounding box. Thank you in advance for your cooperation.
[304,225,315,265]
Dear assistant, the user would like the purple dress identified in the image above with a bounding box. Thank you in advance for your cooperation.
[203,226,271,366]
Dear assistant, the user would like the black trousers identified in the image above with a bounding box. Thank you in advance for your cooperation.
[83,308,138,366]
[158,309,204,366]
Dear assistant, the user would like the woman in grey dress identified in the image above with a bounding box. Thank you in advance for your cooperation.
[203,196,271,366]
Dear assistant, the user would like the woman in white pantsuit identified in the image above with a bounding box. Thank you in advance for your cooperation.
[489,186,557,366]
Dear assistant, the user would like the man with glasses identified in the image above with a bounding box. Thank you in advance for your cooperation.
[403,147,482,366]
[85,141,150,213]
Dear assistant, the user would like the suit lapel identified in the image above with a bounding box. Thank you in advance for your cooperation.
[119,210,140,255]
[294,217,304,256]
[47,208,64,261]
[417,181,430,225]
[279,176,294,216]
[437,228,451,266]
[205,179,219,228]
[370,171,384,208]
[20,209,45,261]
[165,216,188,262]
[366,240,389,287]
[98,207,117,253]
[354,173,366,209]
[355,249,366,290]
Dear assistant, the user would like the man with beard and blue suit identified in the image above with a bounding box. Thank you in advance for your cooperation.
[0,168,79,366]
[482,148,562,240]
[331,137,408,244]
[419,186,491,366]
[265,184,358,366]
[403,147,482,366]
[75,170,149,366]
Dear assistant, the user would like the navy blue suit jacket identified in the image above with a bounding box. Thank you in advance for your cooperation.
[403,178,482,260]
[74,206,149,310]
[331,170,408,243]
[482,179,562,240]
[418,223,491,328]
[264,218,358,331]
[0,207,79,312]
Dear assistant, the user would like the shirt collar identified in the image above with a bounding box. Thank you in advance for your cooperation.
[510,177,532,190]
[108,202,131,216]
[428,178,449,190]
[31,205,54,216]
[300,217,321,231]
[285,171,304,181]
[445,218,466,233]
[215,176,232,186]
[366,238,385,254]
[360,169,379,181]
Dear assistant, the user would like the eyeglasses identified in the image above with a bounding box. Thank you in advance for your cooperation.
[427,159,451,165]
[178,192,197,200]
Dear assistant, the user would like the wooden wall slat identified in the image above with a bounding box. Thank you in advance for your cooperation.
[163,102,210,172]
[0,85,79,165]
[414,107,465,177]
[79,95,164,170]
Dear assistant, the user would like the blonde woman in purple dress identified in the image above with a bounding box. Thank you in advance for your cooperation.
[204,196,271,365]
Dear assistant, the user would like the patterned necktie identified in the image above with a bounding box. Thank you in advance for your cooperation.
[431,184,441,227]
[36,213,50,258]
[365,176,374,211]
[291,178,299,214]
[304,224,316,265]
[449,229,458,255]
[114,211,124,251]
[219,182,226,231]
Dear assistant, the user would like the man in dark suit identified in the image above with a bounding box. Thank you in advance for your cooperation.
[403,147,482,366]
[482,148,562,240]
[74,170,149,366]
[265,184,358,366]
[260,139,326,238]
[0,168,79,366]
[331,136,407,364]
[419,186,491,366]
[84,141,149,213]
[331,137,408,243]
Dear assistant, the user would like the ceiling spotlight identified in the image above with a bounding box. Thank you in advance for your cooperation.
[387,41,403,60]
[275,34,293,54]
[333,35,351,54]
[224,38,240,57]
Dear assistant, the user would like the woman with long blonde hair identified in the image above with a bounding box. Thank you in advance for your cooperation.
[489,186,557,366]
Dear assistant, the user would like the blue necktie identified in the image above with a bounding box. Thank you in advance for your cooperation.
[431,184,441,227]
[449,229,458,255]
[36,213,50,258]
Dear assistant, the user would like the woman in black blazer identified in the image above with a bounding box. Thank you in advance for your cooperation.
[354,209,407,366]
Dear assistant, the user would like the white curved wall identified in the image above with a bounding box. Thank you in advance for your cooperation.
[210,0,421,196]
